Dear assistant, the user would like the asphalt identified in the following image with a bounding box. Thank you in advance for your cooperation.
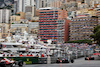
[19,57,100,67]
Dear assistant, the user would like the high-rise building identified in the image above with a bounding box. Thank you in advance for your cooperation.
[69,16,98,41]
[36,0,49,9]
[14,0,17,14]
[14,0,36,12]
[0,9,11,23]
[39,7,69,43]
[25,6,36,20]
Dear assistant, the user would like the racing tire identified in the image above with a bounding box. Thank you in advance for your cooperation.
[18,60,23,66]
[0,62,6,67]
[10,62,16,67]
[71,59,74,63]
[56,60,60,63]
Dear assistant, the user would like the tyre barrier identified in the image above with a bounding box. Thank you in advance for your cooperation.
[38,58,47,64]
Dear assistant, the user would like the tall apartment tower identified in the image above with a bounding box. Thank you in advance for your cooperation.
[14,0,36,13]
[39,7,69,43]
[0,9,11,23]
[36,0,49,9]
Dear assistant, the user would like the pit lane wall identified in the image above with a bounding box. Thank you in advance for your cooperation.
[0,57,38,64]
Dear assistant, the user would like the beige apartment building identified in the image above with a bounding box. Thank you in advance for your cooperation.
[0,23,10,39]
[69,16,98,41]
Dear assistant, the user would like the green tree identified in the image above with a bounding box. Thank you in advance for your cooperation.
[90,25,100,45]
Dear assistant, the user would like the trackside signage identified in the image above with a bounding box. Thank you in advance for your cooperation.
[93,53,100,55]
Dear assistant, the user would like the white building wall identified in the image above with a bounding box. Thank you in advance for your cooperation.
[0,10,2,23]
[17,0,23,12]
[36,0,50,9]
[16,0,36,12]
[0,9,11,23]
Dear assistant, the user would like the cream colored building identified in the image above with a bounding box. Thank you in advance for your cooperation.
[0,23,10,39]
[16,12,25,19]
[10,15,21,24]
[76,9,96,16]
[11,19,29,24]
[10,19,29,33]
[10,24,28,33]
[32,17,39,21]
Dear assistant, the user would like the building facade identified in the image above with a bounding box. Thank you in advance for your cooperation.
[0,23,10,39]
[69,16,98,41]
[0,9,11,23]
[10,15,21,24]
[95,8,100,24]
[14,0,36,12]
[36,0,49,9]
[25,6,36,21]
[28,22,39,37]
[39,7,68,43]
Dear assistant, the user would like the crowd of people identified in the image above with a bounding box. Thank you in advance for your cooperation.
[62,43,96,50]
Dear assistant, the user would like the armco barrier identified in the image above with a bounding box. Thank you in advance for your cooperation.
[38,58,47,64]
[38,57,63,64]
[51,57,63,64]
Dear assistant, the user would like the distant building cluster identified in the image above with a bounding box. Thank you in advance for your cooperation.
[0,0,100,43]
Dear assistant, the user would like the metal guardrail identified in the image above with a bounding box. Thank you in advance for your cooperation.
[38,57,63,64]
[38,58,47,64]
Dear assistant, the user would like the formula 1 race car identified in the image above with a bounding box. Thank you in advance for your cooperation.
[85,56,94,60]
[0,58,23,67]
[56,58,72,63]
[62,59,70,63]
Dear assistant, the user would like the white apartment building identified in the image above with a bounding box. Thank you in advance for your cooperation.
[36,0,67,9]
[0,9,11,23]
[14,0,36,12]
[36,0,50,9]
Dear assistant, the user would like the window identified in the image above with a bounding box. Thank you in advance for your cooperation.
[42,1,44,7]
